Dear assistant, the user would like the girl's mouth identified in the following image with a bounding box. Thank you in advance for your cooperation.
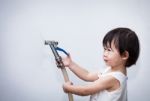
[104,59,108,63]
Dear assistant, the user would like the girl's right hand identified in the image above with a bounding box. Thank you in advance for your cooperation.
[62,54,73,67]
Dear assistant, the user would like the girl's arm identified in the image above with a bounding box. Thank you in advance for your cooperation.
[68,61,99,82]
[62,55,99,82]
[63,75,119,96]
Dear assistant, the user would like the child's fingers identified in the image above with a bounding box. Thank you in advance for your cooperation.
[68,81,73,85]
[63,81,73,93]
[66,81,73,85]
[67,53,71,58]
[63,83,68,93]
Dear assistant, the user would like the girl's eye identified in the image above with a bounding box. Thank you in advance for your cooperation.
[104,47,107,50]
[103,47,112,52]
[107,48,112,51]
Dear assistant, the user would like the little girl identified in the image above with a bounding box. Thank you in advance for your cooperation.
[62,27,140,101]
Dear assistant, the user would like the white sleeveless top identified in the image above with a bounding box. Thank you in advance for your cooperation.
[90,67,128,101]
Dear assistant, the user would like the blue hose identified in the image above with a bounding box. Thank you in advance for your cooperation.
[55,47,69,56]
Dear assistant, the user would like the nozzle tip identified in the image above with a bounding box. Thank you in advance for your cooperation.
[44,40,58,45]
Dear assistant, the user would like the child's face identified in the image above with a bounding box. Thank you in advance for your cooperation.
[103,42,125,68]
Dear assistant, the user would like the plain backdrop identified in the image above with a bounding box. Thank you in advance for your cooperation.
[0,0,150,101]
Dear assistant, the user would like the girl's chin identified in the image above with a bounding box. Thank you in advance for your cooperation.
[104,62,111,66]
[105,63,109,66]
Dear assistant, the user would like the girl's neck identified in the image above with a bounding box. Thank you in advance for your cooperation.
[110,65,127,76]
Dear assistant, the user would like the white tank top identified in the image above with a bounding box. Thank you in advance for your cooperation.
[90,67,128,101]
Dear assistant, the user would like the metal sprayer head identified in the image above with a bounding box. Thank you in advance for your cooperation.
[45,40,58,47]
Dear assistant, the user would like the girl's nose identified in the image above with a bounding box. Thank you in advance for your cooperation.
[103,52,107,60]
[103,50,108,57]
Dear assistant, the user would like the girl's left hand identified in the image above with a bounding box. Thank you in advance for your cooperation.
[63,81,73,93]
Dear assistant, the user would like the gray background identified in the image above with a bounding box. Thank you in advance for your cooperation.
[0,0,150,101]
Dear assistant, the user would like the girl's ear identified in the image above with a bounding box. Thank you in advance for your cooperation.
[121,51,129,60]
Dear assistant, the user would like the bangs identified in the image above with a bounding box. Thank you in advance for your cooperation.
[103,32,119,49]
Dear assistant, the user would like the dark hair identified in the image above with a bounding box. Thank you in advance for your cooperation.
[103,27,140,67]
